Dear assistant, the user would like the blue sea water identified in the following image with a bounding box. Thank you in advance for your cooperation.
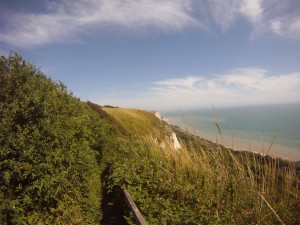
[164,103,300,150]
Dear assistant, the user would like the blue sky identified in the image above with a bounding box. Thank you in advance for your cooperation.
[1,0,300,111]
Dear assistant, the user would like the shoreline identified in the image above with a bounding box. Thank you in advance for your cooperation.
[167,117,300,162]
[201,130,300,162]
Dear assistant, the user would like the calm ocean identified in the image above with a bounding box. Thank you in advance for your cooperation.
[164,103,300,151]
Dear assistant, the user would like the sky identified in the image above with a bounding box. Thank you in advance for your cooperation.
[1,0,300,112]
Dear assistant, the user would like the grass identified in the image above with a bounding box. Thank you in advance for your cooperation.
[103,107,171,139]
[102,107,299,224]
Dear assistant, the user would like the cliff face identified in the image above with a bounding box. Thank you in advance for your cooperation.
[103,107,181,150]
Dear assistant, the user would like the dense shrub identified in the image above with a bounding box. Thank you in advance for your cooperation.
[0,53,117,224]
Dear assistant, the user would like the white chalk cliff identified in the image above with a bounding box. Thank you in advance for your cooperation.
[155,111,181,150]
[171,132,181,149]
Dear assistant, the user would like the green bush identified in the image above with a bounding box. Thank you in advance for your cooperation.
[0,53,116,224]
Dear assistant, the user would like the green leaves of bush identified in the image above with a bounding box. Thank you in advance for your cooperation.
[0,53,113,224]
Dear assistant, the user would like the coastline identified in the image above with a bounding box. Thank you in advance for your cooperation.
[199,130,300,162]
[167,117,300,162]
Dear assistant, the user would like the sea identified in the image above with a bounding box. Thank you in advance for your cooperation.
[164,103,300,161]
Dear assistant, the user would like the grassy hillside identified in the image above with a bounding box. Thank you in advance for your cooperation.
[103,107,300,225]
[103,107,172,140]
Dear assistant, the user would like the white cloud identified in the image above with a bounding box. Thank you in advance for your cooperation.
[270,17,300,39]
[197,0,300,40]
[259,0,300,39]
[200,0,240,31]
[220,68,300,92]
[154,76,204,90]
[95,68,300,111]
[239,0,263,24]
[0,0,299,47]
[0,13,73,47]
[270,19,283,35]
[202,0,263,31]
[0,0,201,47]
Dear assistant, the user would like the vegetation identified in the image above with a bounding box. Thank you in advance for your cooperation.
[0,53,120,224]
[103,107,171,139]
[103,108,300,225]
[0,53,299,224]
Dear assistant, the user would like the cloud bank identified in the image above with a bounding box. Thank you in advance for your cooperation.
[0,0,299,47]
[95,68,300,111]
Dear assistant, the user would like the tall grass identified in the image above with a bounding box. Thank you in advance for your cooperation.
[109,128,299,224]
[103,109,299,224]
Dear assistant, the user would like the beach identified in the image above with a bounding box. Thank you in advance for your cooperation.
[165,104,300,162]
[167,117,300,162]
[196,129,300,161]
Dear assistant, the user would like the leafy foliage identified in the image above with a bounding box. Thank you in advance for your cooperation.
[0,53,118,224]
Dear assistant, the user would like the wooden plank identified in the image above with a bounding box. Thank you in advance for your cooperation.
[123,189,149,225]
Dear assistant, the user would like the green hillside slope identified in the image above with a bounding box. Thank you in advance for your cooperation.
[102,106,300,225]
[103,107,170,137]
